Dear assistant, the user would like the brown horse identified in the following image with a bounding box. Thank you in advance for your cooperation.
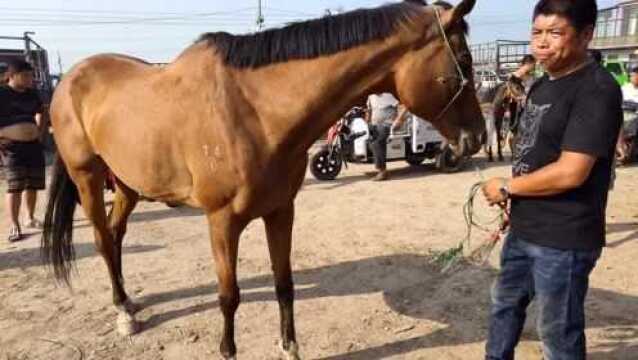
[41,1,484,358]
[480,77,526,162]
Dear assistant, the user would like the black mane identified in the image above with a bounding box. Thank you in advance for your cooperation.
[197,2,426,69]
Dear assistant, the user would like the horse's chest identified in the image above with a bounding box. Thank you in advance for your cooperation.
[232,154,308,215]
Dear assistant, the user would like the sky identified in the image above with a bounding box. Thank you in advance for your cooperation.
[0,0,619,72]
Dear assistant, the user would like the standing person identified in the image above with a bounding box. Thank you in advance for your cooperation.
[589,48,603,65]
[614,65,638,164]
[510,54,537,93]
[621,63,638,102]
[0,59,47,242]
[481,1,623,359]
[365,93,408,181]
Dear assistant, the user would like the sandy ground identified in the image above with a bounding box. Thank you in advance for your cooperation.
[1,155,638,360]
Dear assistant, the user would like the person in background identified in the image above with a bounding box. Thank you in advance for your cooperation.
[589,48,603,64]
[0,59,47,242]
[365,93,409,181]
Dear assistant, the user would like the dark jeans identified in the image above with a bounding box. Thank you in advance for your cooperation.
[370,123,390,171]
[486,234,601,360]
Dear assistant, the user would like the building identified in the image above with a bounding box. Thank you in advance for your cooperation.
[592,0,638,62]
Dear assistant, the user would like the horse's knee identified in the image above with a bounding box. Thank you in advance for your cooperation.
[276,283,294,305]
[219,287,240,316]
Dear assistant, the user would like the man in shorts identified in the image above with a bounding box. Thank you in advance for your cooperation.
[0,59,47,242]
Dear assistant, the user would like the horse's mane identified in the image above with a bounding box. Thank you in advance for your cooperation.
[197,1,460,69]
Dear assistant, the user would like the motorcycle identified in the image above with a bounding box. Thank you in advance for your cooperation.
[310,106,464,181]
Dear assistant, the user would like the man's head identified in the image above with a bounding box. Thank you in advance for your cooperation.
[6,59,35,91]
[531,0,597,76]
[629,63,638,87]
[0,64,8,85]
[519,54,537,74]
[589,49,603,64]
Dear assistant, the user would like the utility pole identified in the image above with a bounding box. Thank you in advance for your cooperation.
[56,51,64,75]
[256,0,265,31]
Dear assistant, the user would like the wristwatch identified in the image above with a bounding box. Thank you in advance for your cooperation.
[499,179,511,200]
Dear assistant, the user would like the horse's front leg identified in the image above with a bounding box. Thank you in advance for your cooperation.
[207,209,247,359]
[263,203,300,360]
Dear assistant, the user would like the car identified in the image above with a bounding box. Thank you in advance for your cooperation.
[474,69,501,89]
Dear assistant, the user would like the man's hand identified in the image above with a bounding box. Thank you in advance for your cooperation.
[390,121,400,133]
[482,177,509,206]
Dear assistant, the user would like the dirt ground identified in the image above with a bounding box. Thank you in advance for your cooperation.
[1,155,637,360]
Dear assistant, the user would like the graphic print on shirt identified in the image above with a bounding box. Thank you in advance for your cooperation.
[513,101,552,175]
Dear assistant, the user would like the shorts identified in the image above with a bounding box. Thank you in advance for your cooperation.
[1,140,45,193]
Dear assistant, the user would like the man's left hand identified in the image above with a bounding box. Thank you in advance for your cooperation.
[482,177,508,205]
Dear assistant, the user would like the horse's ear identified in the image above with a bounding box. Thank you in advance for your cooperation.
[441,0,476,29]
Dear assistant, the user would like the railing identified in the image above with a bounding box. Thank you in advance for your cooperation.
[0,32,52,102]
[470,40,532,79]
[592,35,638,49]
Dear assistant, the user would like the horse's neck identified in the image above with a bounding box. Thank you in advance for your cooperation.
[234,36,410,154]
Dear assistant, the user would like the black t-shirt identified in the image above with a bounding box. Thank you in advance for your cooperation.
[511,62,623,251]
[0,85,43,128]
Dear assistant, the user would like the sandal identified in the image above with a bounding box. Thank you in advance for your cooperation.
[7,226,22,243]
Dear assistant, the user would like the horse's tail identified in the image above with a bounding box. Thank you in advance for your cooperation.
[42,154,79,285]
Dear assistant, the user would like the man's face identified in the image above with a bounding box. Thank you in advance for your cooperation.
[520,62,536,75]
[531,14,593,75]
[9,70,35,89]
[631,72,638,87]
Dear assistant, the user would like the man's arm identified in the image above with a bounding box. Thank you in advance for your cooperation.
[482,152,595,204]
[34,101,50,137]
[484,81,622,204]
[390,106,409,131]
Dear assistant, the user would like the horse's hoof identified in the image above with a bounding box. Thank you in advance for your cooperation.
[279,341,301,360]
[116,313,140,336]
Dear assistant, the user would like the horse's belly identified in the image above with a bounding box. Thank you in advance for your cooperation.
[97,134,194,202]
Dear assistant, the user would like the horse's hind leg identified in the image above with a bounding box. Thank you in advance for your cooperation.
[263,203,300,360]
[107,176,140,314]
[495,116,504,162]
[207,209,247,359]
[70,162,140,335]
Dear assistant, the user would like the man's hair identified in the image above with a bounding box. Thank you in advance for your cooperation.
[533,0,598,32]
[521,55,536,65]
[6,59,34,76]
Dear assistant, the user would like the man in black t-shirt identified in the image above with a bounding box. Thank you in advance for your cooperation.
[481,1,622,359]
[0,59,47,242]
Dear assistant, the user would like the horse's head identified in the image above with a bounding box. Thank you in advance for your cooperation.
[505,78,526,102]
[393,0,484,157]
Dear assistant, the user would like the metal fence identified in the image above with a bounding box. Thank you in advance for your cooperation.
[470,40,531,82]
[0,33,53,102]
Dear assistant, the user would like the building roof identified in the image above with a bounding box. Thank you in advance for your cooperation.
[600,1,638,12]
